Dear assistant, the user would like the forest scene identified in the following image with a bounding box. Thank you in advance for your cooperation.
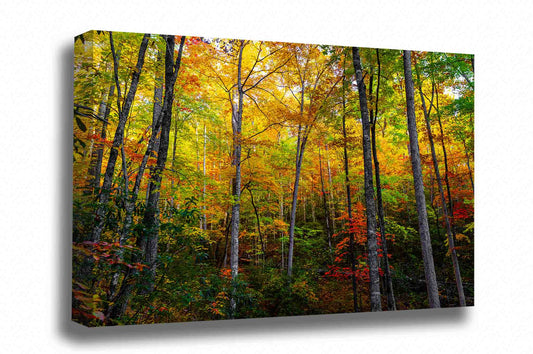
[72,30,474,327]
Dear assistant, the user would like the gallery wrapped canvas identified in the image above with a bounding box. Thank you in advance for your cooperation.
[72,30,474,326]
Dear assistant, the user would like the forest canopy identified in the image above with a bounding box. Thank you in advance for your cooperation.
[72,30,474,326]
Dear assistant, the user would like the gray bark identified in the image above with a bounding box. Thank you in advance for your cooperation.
[369,49,396,311]
[91,32,150,243]
[403,50,440,308]
[87,84,114,195]
[420,81,465,306]
[141,35,185,289]
[230,40,245,317]
[341,68,358,312]
[463,139,474,193]
[352,47,381,312]
[318,146,333,255]
[247,187,265,262]
[107,35,186,320]
[110,52,165,297]
[145,51,164,201]
[324,143,336,234]
[287,123,306,279]
[203,123,207,230]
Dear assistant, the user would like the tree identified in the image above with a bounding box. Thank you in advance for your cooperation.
[72,33,474,326]
[368,49,396,311]
[341,58,358,312]
[403,50,440,308]
[352,46,381,312]
[91,32,150,243]
[414,55,465,306]
[286,44,341,279]
[107,35,186,319]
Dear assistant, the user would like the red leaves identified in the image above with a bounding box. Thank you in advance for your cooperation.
[325,203,396,284]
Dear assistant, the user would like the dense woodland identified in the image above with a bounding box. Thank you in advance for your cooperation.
[72,30,474,326]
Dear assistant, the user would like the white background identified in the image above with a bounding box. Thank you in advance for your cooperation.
[1,0,531,352]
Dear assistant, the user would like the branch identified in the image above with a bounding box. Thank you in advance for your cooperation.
[243,56,291,93]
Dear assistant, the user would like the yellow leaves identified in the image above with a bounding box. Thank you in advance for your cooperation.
[455,233,471,243]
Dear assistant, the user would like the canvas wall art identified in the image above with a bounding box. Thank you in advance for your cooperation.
[72,30,474,326]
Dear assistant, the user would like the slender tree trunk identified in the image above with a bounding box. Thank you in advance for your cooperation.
[141,35,185,289]
[230,40,245,317]
[341,71,358,312]
[318,146,333,255]
[91,32,150,244]
[352,47,381,312]
[287,126,308,278]
[248,187,265,261]
[146,51,164,201]
[109,54,165,297]
[369,49,396,310]
[325,143,336,234]
[463,139,474,193]
[279,190,285,269]
[79,33,149,294]
[403,50,440,308]
[435,90,455,226]
[107,35,186,320]
[87,85,114,194]
[203,123,207,230]
[415,68,465,306]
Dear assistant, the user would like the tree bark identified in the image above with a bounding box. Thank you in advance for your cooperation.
[435,89,455,229]
[230,40,245,317]
[247,186,265,262]
[91,32,150,243]
[87,84,114,195]
[109,51,165,297]
[141,35,185,289]
[352,47,381,312]
[202,123,207,230]
[324,143,336,235]
[341,66,358,312]
[318,146,333,256]
[369,49,396,311]
[403,50,440,308]
[463,139,474,193]
[417,77,465,306]
[287,124,307,279]
[145,51,164,202]
[107,35,186,320]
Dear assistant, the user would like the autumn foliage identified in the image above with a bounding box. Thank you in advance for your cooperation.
[72,31,474,326]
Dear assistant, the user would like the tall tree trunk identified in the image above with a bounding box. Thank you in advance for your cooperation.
[107,35,186,320]
[318,146,333,256]
[325,143,336,234]
[79,33,149,292]
[230,40,245,317]
[145,51,164,201]
[141,35,185,289]
[287,124,307,278]
[87,84,114,195]
[247,187,266,262]
[109,52,165,297]
[203,123,207,230]
[352,47,381,312]
[463,139,474,193]
[91,32,150,243]
[416,75,465,306]
[341,67,358,312]
[435,89,455,228]
[369,49,396,311]
[402,50,440,308]
[279,189,285,269]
